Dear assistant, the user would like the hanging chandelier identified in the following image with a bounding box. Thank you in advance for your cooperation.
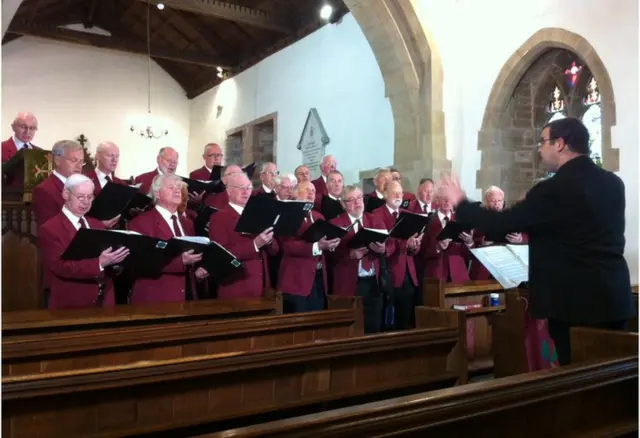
[130,0,168,140]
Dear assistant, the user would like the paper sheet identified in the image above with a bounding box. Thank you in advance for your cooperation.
[470,245,529,289]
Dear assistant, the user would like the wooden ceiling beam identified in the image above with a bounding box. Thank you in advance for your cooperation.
[7,20,236,68]
[137,0,294,35]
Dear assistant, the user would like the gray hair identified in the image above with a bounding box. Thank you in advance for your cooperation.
[157,147,177,158]
[294,165,309,175]
[275,173,297,186]
[150,173,183,203]
[64,173,94,191]
[96,141,118,154]
[484,185,504,200]
[374,167,391,179]
[204,143,221,154]
[342,184,362,199]
[259,162,277,173]
[327,170,343,180]
[51,140,83,157]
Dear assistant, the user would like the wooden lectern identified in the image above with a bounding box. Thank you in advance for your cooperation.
[2,148,52,311]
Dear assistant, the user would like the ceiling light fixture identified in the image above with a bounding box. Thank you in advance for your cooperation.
[319,4,333,20]
[157,2,165,10]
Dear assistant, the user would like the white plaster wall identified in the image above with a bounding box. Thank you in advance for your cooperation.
[412,0,639,281]
[1,36,191,179]
[188,13,395,185]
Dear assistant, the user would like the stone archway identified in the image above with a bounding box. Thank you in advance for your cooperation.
[477,27,617,194]
[343,0,449,188]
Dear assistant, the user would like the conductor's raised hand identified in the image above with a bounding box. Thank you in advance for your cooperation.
[182,249,203,265]
[254,226,274,249]
[99,246,130,268]
[439,173,466,207]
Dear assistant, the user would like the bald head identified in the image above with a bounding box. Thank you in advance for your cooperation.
[11,111,38,144]
[222,164,242,185]
[226,172,253,207]
[95,141,120,174]
[204,143,223,167]
[320,155,337,176]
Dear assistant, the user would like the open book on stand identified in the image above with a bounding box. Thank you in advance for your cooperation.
[469,244,529,289]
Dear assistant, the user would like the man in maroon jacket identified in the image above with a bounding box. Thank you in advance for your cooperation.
[134,146,179,194]
[252,162,278,198]
[311,154,337,200]
[189,143,223,180]
[39,174,130,309]
[84,141,127,195]
[2,111,41,163]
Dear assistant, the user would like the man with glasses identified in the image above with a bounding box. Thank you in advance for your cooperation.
[190,143,223,180]
[2,111,41,163]
[128,174,204,304]
[253,162,279,198]
[32,139,86,228]
[204,163,243,209]
[440,117,634,365]
[208,172,280,299]
[274,173,296,201]
[38,174,130,309]
[330,185,388,333]
[134,146,179,194]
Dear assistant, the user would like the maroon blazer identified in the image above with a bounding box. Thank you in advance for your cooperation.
[408,200,438,215]
[204,190,229,210]
[469,231,529,280]
[189,166,211,181]
[133,169,159,195]
[422,212,471,283]
[32,174,65,227]
[312,176,328,197]
[403,192,416,202]
[39,212,115,309]
[252,186,276,198]
[127,208,195,304]
[371,206,419,288]
[209,206,279,299]
[277,210,328,297]
[2,137,42,187]
[329,212,392,296]
[84,169,126,196]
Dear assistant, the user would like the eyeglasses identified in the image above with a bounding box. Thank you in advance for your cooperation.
[15,124,38,132]
[69,191,94,202]
[229,185,253,191]
[537,137,556,148]
[206,153,223,159]
[64,157,86,166]
[262,171,279,176]
[344,195,364,203]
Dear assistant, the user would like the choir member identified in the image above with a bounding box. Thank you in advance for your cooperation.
[252,162,278,197]
[39,174,130,309]
[190,143,223,180]
[208,172,279,299]
[134,146,179,194]
[204,164,242,209]
[371,180,422,329]
[365,167,392,203]
[410,177,438,289]
[294,165,311,183]
[32,140,86,228]
[330,185,389,334]
[315,169,344,215]
[274,173,296,201]
[422,187,474,282]
[85,141,126,194]
[128,174,204,304]
[390,168,416,202]
[311,154,337,199]
[2,111,40,163]
[278,181,340,313]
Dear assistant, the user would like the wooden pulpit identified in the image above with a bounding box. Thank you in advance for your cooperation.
[2,148,52,311]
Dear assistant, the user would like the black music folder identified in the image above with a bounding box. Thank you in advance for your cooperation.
[235,195,313,237]
[483,231,509,244]
[165,236,242,277]
[389,211,433,240]
[436,221,473,243]
[87,182,153,221]
[320,196,344,220]
[61,228,173,277]
[300,219,352,243]
[347,227,390,249]
[193,205,218,237]
[180,176,225,194]
[364,195,385,213]
[208,165,223,183]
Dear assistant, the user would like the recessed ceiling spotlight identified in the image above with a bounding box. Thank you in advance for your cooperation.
[157,2,165,10]
[319,4,333,21]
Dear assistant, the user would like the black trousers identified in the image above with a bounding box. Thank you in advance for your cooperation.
[282,270,326,313]
[547,319,629,365]
[356,276,383,334]
[393,273,419,330]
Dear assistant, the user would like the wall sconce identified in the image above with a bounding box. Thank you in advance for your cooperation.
[216,105,224,118]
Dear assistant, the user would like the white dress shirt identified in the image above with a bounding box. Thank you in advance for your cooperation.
[229,202,260,252]
[12,135,32,151]
[95,168,115,188]
[155,205,185,236]
[348,213,376,277]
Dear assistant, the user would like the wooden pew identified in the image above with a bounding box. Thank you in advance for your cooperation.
[3,308,364,377]
[2,325,464,438]
[419,278,514,374]
[492,288,639,377]
[194,328,640,438]
[2,296,283,337]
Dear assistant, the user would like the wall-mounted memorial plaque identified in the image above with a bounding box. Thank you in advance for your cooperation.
[296,108,330,180]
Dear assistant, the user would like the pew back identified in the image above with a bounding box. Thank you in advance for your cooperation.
[3,309,363,377]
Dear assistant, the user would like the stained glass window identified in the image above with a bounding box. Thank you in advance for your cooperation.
[581,76,602,166]
[564,61,583,88]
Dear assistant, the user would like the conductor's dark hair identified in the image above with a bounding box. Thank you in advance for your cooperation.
[543,117,590,155]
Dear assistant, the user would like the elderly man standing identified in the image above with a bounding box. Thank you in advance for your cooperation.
[278,181,340,313]
[38,174,130,309]
[204,163,243,209]
[294,165,311,184]
[85,141,126,195]
[253,162,278,197]
[2,111,41,163]
[312,155,337,199]
[274,173,296,201]
[128,174,203,304]
[208,172,279,299]
[32,140,86,228]
[190,143,224,180]
[134,147,179,194]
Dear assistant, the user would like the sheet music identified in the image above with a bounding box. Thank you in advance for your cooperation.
[470,245,529,289]
[108,229,141,235]
[507,244,529,267]
[364,228,389,234]
[175,236,210,245]
[129,183,142,189]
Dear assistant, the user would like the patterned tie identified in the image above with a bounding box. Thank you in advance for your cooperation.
[78,217,88,229]
[171,215,183,237]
